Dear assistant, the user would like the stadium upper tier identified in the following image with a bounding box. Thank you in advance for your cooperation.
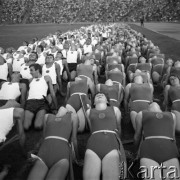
[0,0,179,24]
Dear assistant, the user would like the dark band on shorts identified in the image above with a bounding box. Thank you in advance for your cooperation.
[25,99,49,114]
[68,63,77,72]
[0,100,8,107]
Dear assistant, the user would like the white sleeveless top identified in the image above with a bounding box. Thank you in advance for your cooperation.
[55,60,63,75]
[28,76,48,100]
[20,64,32,79]
[0,63,8,80]
[83,44,93,54]
[66,50,78,63]
[42,63,57,85]
[0,108,14,143]
[12,57,25,72]
[36,53,45,65]
[0,82,21,100]
[56,43,63,50]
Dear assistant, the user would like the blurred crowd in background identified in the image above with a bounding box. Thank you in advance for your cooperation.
[0,0,179,24]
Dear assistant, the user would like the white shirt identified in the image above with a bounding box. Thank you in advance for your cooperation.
[36,52,46,65]
[28,76,48,100]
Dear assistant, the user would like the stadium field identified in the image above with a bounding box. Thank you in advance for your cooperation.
[0,22,180,180]
[132,22,180,41]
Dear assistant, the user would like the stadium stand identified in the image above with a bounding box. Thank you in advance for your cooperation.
[0,0,179,25]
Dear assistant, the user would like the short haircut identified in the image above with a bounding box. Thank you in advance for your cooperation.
[47,53,54,59]
[37,45,44,52]
[29,63,42,74]
[93,91,110,107]
[31,51,38,59]
[23,41,28,46]
[56,51,63,56]
[59,37,63,41]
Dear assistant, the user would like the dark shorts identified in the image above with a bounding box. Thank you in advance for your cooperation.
[68,63,77,72]
[67,94,91,112]
[0,100,8,107]
[0,79,6,85]
[140,139,179,164]
[38,139,70,168]
[103,37,108,41]
[130,101,150,113]
[25,99,49,114]
[87,133,119,160]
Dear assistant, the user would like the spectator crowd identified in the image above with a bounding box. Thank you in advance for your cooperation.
[0,0,180,24]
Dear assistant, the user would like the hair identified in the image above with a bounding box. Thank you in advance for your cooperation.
[59,37,63,41]
[31,51,38,59]
[11,72,22,80]
[47,53,54,59]
[166,58,174,66]
[32,37,38,43]
[168,73,180,85]
[56,50,63,56]
[29,63,42,74]
[23,41,28,46]
[93,91,110,107]
[37,45,44,52]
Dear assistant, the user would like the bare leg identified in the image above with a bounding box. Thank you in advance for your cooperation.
[102,150,119,180]
[83,149,101,180]
[130,111,138,130]
[87,78,95,98]
[46,159,69,180]
[77,108,86,133]
[63,71,68,81]
[71,71,76,81]
[13,108,25,147]
[24,110,34,130]
[34,109,46,130]
[27,160,48,180]
[163,158,180,180]
[140,158,161,180]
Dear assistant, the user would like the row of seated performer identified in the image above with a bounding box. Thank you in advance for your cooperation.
[0,23,180,180]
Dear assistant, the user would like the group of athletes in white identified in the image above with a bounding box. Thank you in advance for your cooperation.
[0,23,180,180]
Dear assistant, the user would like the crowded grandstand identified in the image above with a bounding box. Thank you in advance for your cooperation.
[0,0,180,24]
